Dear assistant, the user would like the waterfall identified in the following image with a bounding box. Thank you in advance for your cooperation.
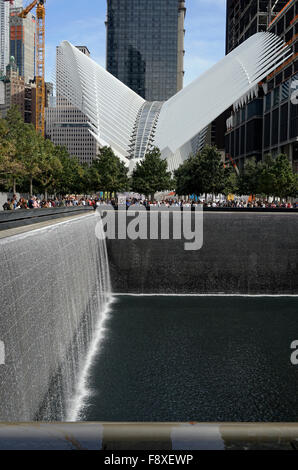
[0,212,111,421]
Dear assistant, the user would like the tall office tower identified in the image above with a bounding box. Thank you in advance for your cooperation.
[10,7,35,83]
[225,0,298,171]
[0,0,10,75]
[106,0,186,101]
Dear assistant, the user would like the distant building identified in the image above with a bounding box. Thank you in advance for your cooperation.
[225,0,274,54]
[0,0,10,75]
[225,0,298,172]
[75,46,90,57]
[0,56,36,124]
[45,107,100,164]
[45,45,100,165]
[24,80,36,125]
[45,82,54,107]
[0,56,25,118]
[106,0,186,101]
[10,6,35,83]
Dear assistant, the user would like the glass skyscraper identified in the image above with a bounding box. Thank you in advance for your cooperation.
[106,0,186,101]
[10,7,36,83]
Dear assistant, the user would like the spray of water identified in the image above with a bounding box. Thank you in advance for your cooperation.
[66,297,116,421]
[0,213,112,421]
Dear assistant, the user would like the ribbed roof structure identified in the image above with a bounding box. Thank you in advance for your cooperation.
[56,33,291,171]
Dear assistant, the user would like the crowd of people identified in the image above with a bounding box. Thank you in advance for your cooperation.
[202,200,296,209]
[2,195,100,210]
[103,198,297,209]
[2,194,297,211]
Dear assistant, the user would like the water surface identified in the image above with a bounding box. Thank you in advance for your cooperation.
[81,296,298,422]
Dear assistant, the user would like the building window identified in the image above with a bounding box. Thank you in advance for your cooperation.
[280,102,288,143]
[271,108,279,146]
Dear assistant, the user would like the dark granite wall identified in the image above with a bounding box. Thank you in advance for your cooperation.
[106,212,298,294]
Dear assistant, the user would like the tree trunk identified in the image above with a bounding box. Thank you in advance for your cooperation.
[12,177,16,194]
[45,188,48,200]
[29,177,33,197]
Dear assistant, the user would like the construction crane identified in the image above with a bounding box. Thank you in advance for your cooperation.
[19,0,46,136]
[6,0,46,136]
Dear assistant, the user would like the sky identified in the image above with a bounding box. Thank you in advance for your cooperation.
[42,0,227,86]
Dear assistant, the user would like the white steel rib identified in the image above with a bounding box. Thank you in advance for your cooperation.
[55,32,291,170]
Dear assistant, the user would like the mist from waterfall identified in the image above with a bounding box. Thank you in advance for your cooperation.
[0,213,111,421]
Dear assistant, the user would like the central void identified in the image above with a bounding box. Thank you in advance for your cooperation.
[80,296,298,422]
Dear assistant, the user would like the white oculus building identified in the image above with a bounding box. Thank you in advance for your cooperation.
[46,33,291,171]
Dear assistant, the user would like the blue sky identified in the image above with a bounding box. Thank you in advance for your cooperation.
[44,0,226,85]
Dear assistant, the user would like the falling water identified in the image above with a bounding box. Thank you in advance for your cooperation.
[0,212,111,421]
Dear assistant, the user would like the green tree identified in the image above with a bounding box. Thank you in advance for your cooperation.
[222,165,239,196]
[51,146,85,195]
[292,173,298,199]
[175,146,225,198]
[131,147,172,200]
[271,154,297,200]
[5,105,25,140]
[37,137,62,199]
[80,163,97,195]
[91,146,129,194]
[174,155,203,196]
[0,118,24,193]
[238,157,259,196]
[237,154,297,200]
[2,107,27,192]
[20,124,41,196]
[0,119,16,169]
[199,146,226,198]
[256,154,276,198]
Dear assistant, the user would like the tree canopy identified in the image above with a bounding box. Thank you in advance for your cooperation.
[131,147,172,199]
[1,107,297,201]
[175,146,226,197]
[175,147,298,200]
[90,146,129,193]
[0,107,130,196]
[239,154,298,199]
